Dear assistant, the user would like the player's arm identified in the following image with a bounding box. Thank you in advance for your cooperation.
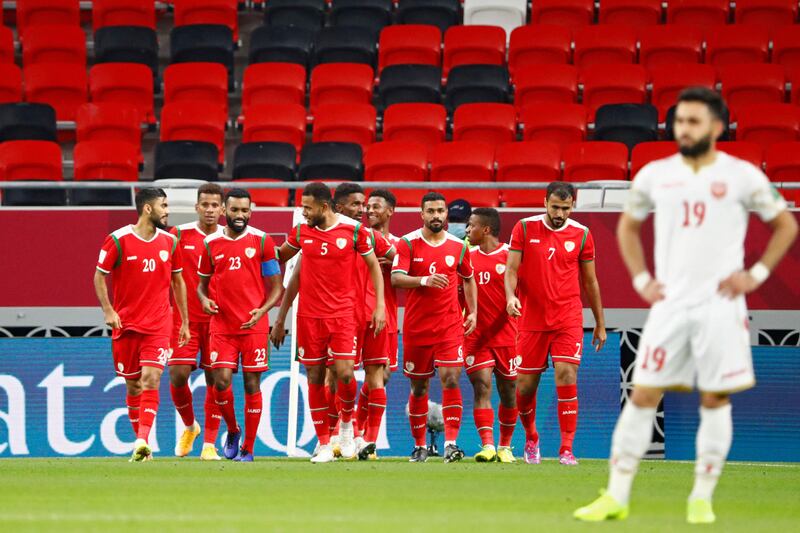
[580,260,606,351]
[93,270,121,329]
[617,213,664,304]
[362,251,387,334]
[462,275,478,336]
[271,255,301,349]
[504,250,522,317]
[390,271,449,289]
[171,272,191,346]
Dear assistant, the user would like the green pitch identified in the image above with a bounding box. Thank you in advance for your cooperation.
[0,458,797,532]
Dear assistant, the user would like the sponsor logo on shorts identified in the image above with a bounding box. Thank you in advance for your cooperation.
[210,351,218,362]
[336,238,347,249]
[117,363,124,372]
[564,241,575,253]
[405,361,415,372]
[445,255,455,267]
[465,355,475,366]
[245,247,256,259]
[159,250,169,262]
[711,181,727,199]
[495,264,506,274]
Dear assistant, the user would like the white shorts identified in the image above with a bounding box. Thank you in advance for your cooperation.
[633,295,755,393]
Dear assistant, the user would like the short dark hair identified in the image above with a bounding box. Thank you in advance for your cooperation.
[135,187,167,215]
[677,86,727,121]
[197,182,223,201]
[369,188,397,209]
[421,191,446,209]
[333,182,364,206]
[471,207,501,237]
[303,182,333,206]
[224,188,251,205]
[546,181,575,202]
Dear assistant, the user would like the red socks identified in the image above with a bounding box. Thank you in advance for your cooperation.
[408,393,428,447]
[126,393,140,435]
[498,404,518,447]
[308,383,331,445]
[170,383,195,427]
[557,384,578,454]
[243,392,262,453]
[325,385,339,433]
[517,389,539,443]
[365,387,386,443]
[356,382,370,436]
[204,386,222,445]
[441,388,463,442]
[215,385,239,433]
[473,407,494,446]
[337,379,357,424]
[136,389,159,442]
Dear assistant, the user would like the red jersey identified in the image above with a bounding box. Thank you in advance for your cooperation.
[392,229,474,346]
[466,243,517,348]
[96,225,182,338]
[285,214,374,319]
[509,215,595,331]
[198,226,277,335]
[366,232,400,333]
[170,223,223,324]
[360,229,395,325]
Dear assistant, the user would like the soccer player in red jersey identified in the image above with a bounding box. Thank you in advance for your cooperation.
[272,182,386,463]
[168,183,225,460]
[391,192,478,463]
[464,208,519,463]
[197,189,283,462]
[94,188,190,462]
[505,182,607,466]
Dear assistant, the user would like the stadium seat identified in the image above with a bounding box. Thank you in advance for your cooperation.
[638,25,704,68]
[581,64,648,119]
[298,142,364,181]
[630,141,678,177]
[170,25,235,90]
[331,0,393,35]
[495,141,562,207]
[154,141,219,181]
[572,25,638,68]
[76,102,142,154]
[0,140,65,206]
[736,103,800,148]
[594,104,659,152]
[716,141,764,168]
[771,26,800,75]
[378,65,443,108]
[378,24,442,72]
[22,25,86,66]
[241,63,306,118]
[89,63,155,125]
[765,141,800,205]
[444,65,510,112]
[720,64,786,113]
[159,101,228,163]
[313,26,377,67]
[164,62,229,116]
[0,64,23,104]
[23,63,88,122]
[382,103,447,146]
[92,0,156,31]
[93,26,159,80]
[666,0,730,29]
[649,64,717,120]
[72,140,138,206]
[242,103,307,153]
[452,103,517,146]
[513,64,579,110]
[364,141,430,207]
[173,0,239,42]
[430,141,499,206]
[0,102,57,141]
[508,25,572,75]
[232,142,297,207]
[396,0,462,33]
[705,26,770,68]
[16,0,80,40]
[562,142,629,181]
[443,25,507,77]
[735,0,797,30]
[790,70,800,105]
[310,63,375,113]
[264,0,326,31]
[463,0,527,37]
[248,26,315,67]
[598,0,663,28]
[520,103,587,147]
[312,103,377,149]
[531,0,594,31]
[664,104,731,141]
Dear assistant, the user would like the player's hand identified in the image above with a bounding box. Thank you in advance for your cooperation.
[377,256,393,268]
[592,325,607,352]
[202,298,219,315]
[371,306,386,335]
[270,319,286,349]
[718,271,760,299]
[103,308,122,329]
[178,321,191,347]
[463,312,477,336]
[637,280,665,305]
[425,274,449,289]
[242,308,266,329]
[506,296,522,317]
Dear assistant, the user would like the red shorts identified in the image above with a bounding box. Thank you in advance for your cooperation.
[209,333,269,372]
[169,321,212,370]
[360,323,396,368]
[403,339,464,379]
[517,327,584,374]
[464,344,519,380]
[112,330,170,379]
[296,315,358,366]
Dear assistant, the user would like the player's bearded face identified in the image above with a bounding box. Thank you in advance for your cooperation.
[422,201,447,233]
[678,131,713,158]
[224,198,251,233]
[148,199,169,229]
[674,103,720,159]
[546,196,573,228]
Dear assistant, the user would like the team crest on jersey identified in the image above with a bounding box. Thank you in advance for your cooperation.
[564,241,575,253]
[495,264,506,275]
[159,250,169,262]
[336,238,348,249]
[711,181,727,199]
[405,361,415,372]
[245,247,256,259]
[465,355,475,367]
[445,255,455,267]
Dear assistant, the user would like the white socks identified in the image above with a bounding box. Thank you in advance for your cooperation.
[690,404,733,502]
[607,402,657,505]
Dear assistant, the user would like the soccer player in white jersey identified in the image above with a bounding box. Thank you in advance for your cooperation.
[574,88,798,524]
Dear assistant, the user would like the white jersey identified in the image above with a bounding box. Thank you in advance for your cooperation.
[625,151,787,306]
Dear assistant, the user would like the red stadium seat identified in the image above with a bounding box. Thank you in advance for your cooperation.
[630,141,678,177]
[74,140,139,181]
[443,25,507,77]
[242,103,307,153]
[765,141,800,204]
[312,103,376,149]
[378,24,442,72]
[735,0,797,31]
[736,103,800,148]
[495,142,562,207]
[89,63,154,125]
[383,103,447,147]
[580,64,648,119]
[92,0,156,31]
[705,26,770,68]
[24,62,87,122]
[160,101,227,163]
[531,0,594,32]
[513,64,579,110]
[22,25,86,66]
[772,26,800,75]
[0,140,62,180]
[508,25,572,75]
[173,0,239,42]
[76,102,142,155]
[164,62,229,115]
[649,63,717,120]
[572,25,638,68]
[716,141,764,168]
[0,25,13,64]
[241,63,306,119]
[452,103,517,146]
[430,141,499,206]
[16,0,80,40]
[719,64,786,114]
[310,63,374,114]
[639,25,704,68]
[364,141,430,207]
[598,0,662,28]
[0,64,23,104]
[562,141,629,181]
[520,103,587,147]
[666,0,730,29]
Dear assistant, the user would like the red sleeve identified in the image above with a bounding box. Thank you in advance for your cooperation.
[286,224,301,249]
[458,243,474,279]
[373,232,394,258]
[96,234,119,273]
[355,224,374,256]
[198,242,214,278]
[509,221,525,252]
[579,229,595,262]
[391,238,412,274]
[261,234,277,262]
[170,235,183,273]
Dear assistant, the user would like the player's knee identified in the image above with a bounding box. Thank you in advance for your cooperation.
[215,376,232,390]
[497,382,516,407]
[410,380,429,397]
[471,378,491,401]
[441,374,460,389]
[700,392,730,409]
[125,380,142,396]
[554,364,577,385]
[169,366,189,387]
[630,386,662,408]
